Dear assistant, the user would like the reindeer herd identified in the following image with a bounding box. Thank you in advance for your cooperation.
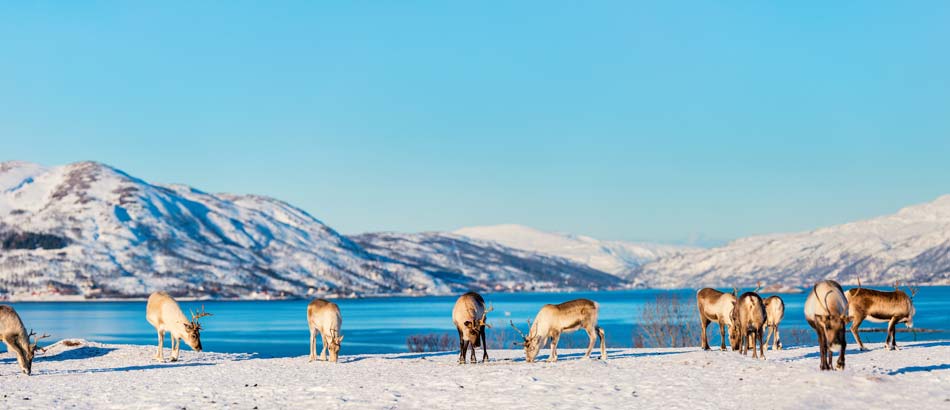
[0,280,921,375]
[699,279,919,371]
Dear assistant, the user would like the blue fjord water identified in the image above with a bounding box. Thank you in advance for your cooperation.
[4,287,948,358]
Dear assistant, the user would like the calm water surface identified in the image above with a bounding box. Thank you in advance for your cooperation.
[6,287,948,357]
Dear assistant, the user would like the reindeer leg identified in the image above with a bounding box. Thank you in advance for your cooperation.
[546,335,560,362]
[758,328,765,359]
[480,326,489,363]
[320,332,328,361]
[764,325,772,351]
[308,327,317,362]
[718,322,727,351]
[887,318,899,351]
[775,324,782,350]
[170,337,179,362]
[815,328,827,371]
[457,329,466,364]
[5,336,29,374]
[469,338,477,364]
[155,330,164,362]
[700,317,711,350]
[597,326,606,360]
[836,339,846,370]
[851,316,867,351]
[584,327,596,359]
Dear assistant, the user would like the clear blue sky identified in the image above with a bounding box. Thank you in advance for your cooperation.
[2,2,948,245]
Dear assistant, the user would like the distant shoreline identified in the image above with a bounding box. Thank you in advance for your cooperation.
[4,284,947,303]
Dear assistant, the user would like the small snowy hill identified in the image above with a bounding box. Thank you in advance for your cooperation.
[630,195,950,288]
[0,161,626,299]
[454,224,692,274]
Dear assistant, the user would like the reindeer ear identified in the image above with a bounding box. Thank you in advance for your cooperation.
[338,335,344,342]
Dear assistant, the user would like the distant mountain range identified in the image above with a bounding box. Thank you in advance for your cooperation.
[628,195,950,288]
[0,161,626,300]
[1,161,947,300]
[453,224,692,274]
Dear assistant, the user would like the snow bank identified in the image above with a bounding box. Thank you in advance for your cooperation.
[1,339,947,409]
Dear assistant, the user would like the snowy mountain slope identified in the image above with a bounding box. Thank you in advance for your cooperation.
[629,195,950,288]
[352,232,625,291]
[0,161,627,299]
[453,224,693,274]
[0,161,460,298]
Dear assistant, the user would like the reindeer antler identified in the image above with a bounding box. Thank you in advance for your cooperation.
[753,281,764,293]
[854,277,863,297]
[190,305,213,325]
[481,303,495,328]
[509,320,527,339]
[905,282,919,300]
[28,329,50,348]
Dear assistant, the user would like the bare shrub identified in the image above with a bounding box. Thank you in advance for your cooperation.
[406,333,455,353]
[785,327,814,347]
[633,293,699,348]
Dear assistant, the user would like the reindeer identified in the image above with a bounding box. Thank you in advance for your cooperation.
[845,279,918,351]
[763,295,785,351]
[145,292,212,362]
[452,292,493,364]
[307,298,344,362]
[509,299,605,363]
[804,280,850,371]
[731,292,767,359]
[0,305,49,375]
[697,288,739,351]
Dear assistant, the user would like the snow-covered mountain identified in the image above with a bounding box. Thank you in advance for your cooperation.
[453,224,692,274]
[629,196,950,288]
[352,232,624,291]
[0,161,625,300]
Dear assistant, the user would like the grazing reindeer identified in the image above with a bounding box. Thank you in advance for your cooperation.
[452,292,493,364]
[697,288,739,351]
[0,305,49,375]
[845,279,917,351]
[731,292,767,359]
[145,292,212,362]
[804,280,850,371]
[763,295,785,351]
[509,299,605,363]
[307,298,344,363]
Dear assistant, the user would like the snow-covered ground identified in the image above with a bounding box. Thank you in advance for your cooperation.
[2,339,947,409]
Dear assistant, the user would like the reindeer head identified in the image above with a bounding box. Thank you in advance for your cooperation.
[19,329,49,375]
[510,319,540,363]
[326,330,344,363]
[814,313,850,349]
[728,301,741,351]
[812,287,851,349]
[903,282,919,328]
[183,305,212,352]
[463,304,494,342]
